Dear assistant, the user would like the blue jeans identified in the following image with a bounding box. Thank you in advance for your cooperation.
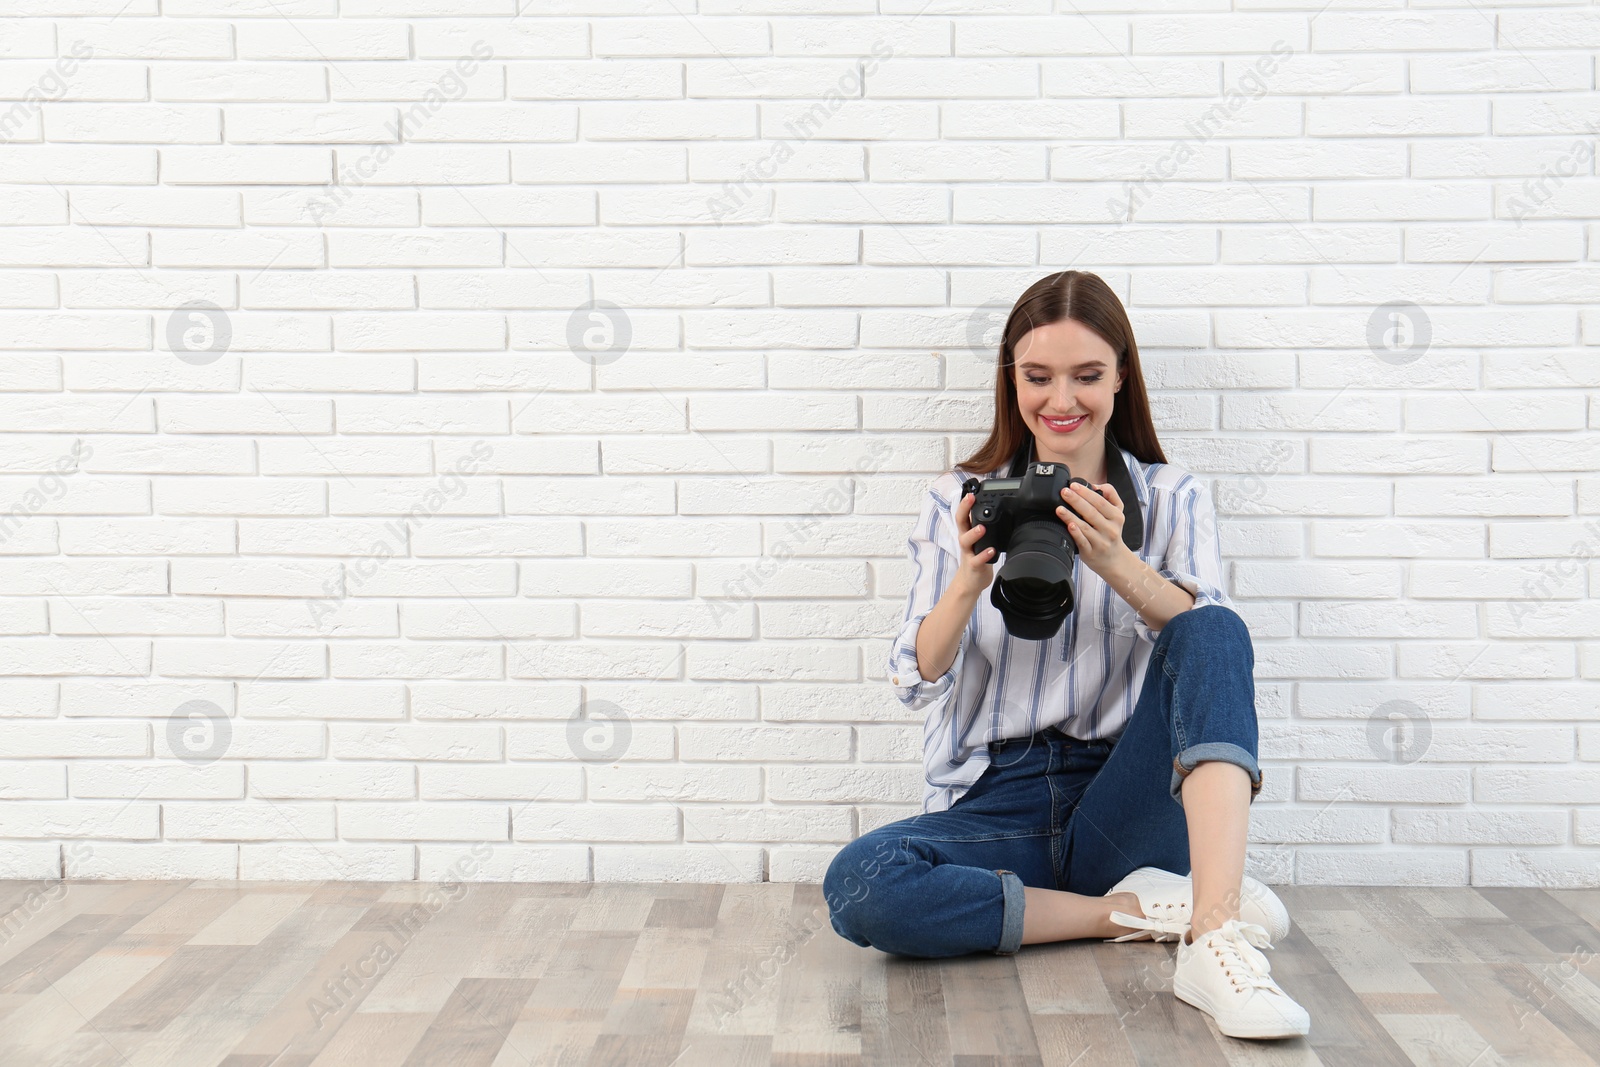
[824,604,1262,959]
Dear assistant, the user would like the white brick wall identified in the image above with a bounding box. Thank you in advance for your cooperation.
[0,3,1596,889]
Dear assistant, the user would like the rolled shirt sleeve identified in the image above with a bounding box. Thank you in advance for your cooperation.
[1133,476,1233,644]
[888,479,970,711]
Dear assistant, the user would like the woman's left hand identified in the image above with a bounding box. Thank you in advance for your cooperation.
[1057,481,1135,577]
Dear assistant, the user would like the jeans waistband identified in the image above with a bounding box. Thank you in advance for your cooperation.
[987,724,1118,752]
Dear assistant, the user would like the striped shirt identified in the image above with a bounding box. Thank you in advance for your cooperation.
[888,445,1234,814]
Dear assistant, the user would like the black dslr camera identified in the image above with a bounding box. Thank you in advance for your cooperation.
[961,461,1108,640]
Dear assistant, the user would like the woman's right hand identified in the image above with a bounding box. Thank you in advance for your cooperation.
[951,490,997,598]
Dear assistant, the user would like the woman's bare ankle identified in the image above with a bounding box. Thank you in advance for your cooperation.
[1102,890,1145,936]
[1188,897,1240,943]
[1109,890,1144,915]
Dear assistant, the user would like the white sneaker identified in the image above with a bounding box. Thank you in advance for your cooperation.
[1103,866,1291,944]
[1173,918,1310,1040]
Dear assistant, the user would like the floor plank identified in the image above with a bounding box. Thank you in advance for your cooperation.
[0,879,1594,1066]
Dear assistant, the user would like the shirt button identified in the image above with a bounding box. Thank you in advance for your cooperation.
[891,675,900,685]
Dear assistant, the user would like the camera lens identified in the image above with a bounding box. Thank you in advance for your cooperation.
[989,518,1078,639]
[1004,573,1068,610]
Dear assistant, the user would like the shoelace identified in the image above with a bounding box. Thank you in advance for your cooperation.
[1104,909,1190,943]
[1195,918,1280,995]
[1103,894,1189,942]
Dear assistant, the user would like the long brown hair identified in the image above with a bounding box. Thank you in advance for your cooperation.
[957,270,1169,478]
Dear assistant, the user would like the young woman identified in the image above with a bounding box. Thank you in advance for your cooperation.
[823,271,1311,1041]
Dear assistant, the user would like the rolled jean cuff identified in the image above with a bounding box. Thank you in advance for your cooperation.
[994,868,1025,955]
[1170,742,1262,806]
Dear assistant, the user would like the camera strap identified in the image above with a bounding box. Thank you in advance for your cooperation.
[1005,426,1144,552]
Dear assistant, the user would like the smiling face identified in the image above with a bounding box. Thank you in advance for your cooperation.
[1012,317,1124,478]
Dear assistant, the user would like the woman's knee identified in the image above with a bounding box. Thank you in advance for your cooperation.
[1176,602,1245,634]
[822,832,903,946]
[1166,603,1252,657]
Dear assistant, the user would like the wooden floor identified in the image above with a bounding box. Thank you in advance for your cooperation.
[0,880,1597,1066]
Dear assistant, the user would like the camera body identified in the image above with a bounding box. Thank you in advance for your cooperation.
[962,462,1100,560]
[960,461,1108,640]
